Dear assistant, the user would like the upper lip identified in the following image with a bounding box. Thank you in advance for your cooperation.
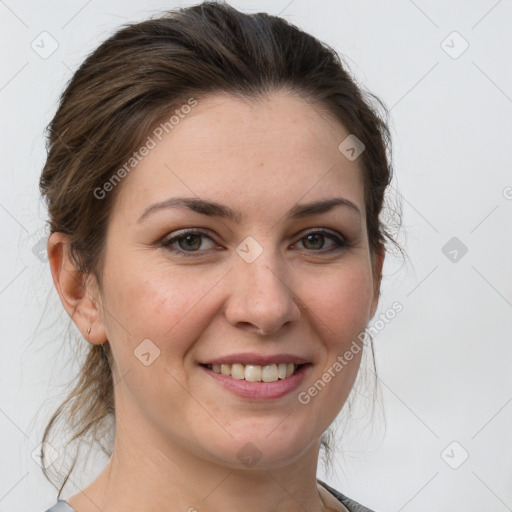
[200,353,311,366]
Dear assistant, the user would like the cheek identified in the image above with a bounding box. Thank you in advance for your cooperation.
[99,257,220,361]
[303,262,374,343]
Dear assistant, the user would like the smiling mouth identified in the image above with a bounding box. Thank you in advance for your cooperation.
[200,363,308,382]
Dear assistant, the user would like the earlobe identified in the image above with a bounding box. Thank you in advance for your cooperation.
[369,247,385,319]
[47,232,107,345]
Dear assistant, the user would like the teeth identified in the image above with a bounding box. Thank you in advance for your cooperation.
[208,363,298,382]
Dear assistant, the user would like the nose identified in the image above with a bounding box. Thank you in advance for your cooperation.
[223,248,301,336]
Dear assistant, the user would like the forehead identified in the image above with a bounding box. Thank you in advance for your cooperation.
[111,91,366,224]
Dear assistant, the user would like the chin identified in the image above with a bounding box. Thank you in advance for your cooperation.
[199,427,317,470]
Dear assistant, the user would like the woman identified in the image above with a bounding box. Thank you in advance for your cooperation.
[39,2,398,511]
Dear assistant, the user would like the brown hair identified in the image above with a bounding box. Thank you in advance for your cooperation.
[39,1,401,496]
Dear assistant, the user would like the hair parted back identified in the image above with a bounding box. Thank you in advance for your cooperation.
[39,0,399,496]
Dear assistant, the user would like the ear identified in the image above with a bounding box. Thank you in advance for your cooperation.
[47,232,107,345]
[369,246,385,319]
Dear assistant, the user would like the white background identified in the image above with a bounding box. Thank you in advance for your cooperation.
[1,1,511,511]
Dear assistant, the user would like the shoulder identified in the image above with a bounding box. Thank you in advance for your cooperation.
[44,485,375,512]
[317,479,378,512]
[42,500,77,512]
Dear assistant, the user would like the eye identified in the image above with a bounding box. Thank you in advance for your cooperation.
[293,229,348,252]
[161,228,349,258]
[162,229,216,257]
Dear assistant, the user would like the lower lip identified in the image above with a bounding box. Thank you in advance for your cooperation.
[200,364,312,400]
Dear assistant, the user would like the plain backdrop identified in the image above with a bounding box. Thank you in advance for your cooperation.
[1,1,511,511]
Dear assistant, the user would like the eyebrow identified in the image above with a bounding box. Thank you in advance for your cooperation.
[137,196,362,224]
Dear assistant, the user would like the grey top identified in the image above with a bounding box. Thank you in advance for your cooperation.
[43,479,376,512]
[319,479,377,512]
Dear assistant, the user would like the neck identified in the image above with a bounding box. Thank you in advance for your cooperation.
[67,420,330,512]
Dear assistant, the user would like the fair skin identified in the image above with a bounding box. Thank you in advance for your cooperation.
[48,91,384,512]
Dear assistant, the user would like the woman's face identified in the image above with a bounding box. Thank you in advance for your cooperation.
[92,91,383,469]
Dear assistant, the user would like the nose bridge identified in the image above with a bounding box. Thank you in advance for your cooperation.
[225,240,300,334]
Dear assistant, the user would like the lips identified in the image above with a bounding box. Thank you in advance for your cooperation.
[197,352,313,397]
[200,362,312,399]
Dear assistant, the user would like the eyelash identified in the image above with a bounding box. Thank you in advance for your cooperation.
[161,228,349,257]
